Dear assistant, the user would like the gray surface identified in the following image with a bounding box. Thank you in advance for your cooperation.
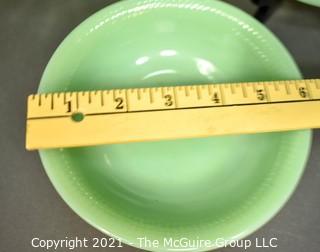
[0,1,319,251]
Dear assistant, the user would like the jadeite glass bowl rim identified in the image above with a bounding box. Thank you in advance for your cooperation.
[298,0,320,7]
[38,0,312,251]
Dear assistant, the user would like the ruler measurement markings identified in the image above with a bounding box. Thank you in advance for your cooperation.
[261,82,270,102]
[196,85,201,99]
[88,91,92,104]
[208,84,213,96]
[305,81,313,99]
[112,89,116,100]
[210,85,220,105]
[241,84,247,98]
[38,94,42,106]
[149,88,154,103]
[251,82,256,93]
[63,92,67,107]
[173,87,179,107]
[311,80,320,99]
[76,92,79,109]
[284,81,291,94]
[64,92,69,113]
[125,89,130,111]
[50,93,54,110]
[137,88,141,100]
[34,80,317,110]
[168,87,176,108]
[31,80,320,115]
[26,79,320,149]
[100,90,104,106]
[256,83,267,102]
[222,84,231,104]
[253,83,259,101]
[160,87,165,97]
[185,86,190,96]
[27,98,320,120]
[230,84,235,94]
[204,84,212,103]
[218,85,225,105]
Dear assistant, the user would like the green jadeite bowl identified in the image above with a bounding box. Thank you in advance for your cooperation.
[298,0,320,7]
[38,0,311,251]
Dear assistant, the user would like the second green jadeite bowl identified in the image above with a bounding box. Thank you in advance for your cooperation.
[38,0,311,251]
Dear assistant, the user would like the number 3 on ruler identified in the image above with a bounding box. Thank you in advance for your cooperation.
[164,94,173,107]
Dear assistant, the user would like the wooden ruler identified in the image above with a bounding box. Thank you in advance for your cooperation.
[26,79,320,150]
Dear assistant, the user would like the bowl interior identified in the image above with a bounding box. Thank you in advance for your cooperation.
[39,0,310,250]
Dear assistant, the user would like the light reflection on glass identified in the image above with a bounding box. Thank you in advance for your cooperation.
[143,69,177,80]
[160,49,177,57]
[195,58,216,78]
[135,56,150,65]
